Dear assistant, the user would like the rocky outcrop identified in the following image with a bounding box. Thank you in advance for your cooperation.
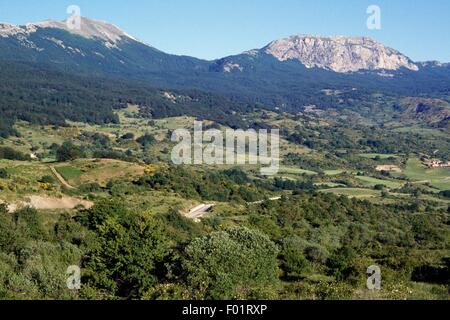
[264,35,419,73]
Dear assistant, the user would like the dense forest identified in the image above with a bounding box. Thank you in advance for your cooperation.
[0,61,261,138]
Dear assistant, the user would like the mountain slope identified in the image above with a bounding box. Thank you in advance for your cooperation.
[0,17,449,111]
[0,17,208,76]
[0,60,259,137]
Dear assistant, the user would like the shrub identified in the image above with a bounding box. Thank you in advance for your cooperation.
[0,168,8,179]
[439,190,450,199]
[0,147,30,161]
[82,210,170,298]
[121,133,135,140]
[13,207,47,240]
[183,227,280,299]
[136,133,156,147]
[281,237,310,276]
[39,175,56,184]
[56,142,84,162]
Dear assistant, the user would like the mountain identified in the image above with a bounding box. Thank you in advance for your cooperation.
[0,17,449,110]
[262,35,418,73]
[0,17,137,48]
[0,17,208,76]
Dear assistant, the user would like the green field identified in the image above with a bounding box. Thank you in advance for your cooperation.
[359,153,399,160]
[320,187,381,198]
[314,182,347,188]
[355,175,403,189]
[55,166,83,182]
[401,158,450,191]
[278,166,318,176]
[324,169,346,176]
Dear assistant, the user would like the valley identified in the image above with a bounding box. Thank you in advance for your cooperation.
[0,13,449,301]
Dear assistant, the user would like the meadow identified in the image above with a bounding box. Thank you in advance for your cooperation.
[400,158,450,191]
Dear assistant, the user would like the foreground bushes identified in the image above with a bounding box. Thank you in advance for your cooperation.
[0,179,448,300]
[184,227,280,299]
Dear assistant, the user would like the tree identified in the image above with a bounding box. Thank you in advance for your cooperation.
[439,190,450,199]
[0,205,16,251]
[82,208,170,298]
[183,227,279,299]
[121,132,135,140]
[56,142,84,162]
[280,237,310,276]
[0,147,29,161]
[327,247,357,281]
[13,207,47,241]
[137,133,156,147]
[77,199,128,230]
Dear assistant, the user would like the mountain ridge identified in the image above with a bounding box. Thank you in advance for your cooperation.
[0,16,449,111]
[1,17,447,69]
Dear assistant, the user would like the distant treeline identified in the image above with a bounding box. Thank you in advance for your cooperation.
[0,147,30,161]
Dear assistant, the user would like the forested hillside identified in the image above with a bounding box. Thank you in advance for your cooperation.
[0,166,449,300]
[0,62,259,137]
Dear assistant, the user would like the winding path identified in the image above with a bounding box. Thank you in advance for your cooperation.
[248,196,282,205]
[50,166,75,189]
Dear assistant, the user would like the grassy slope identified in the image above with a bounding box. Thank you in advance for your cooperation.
[402,158,450,190]
[355,175,403,189]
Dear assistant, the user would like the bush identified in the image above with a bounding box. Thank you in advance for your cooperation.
[13,207,47,240]
[304,245,329,264]
[327,247,357,281]
[136,133,156,147]
[0,147,30,161]
[183,227,280,299]
[281,237,310,276]
[439,190,450,199]
[56,142,84,162]
[0,168,8,179]
[82,209,170,298]
[39,175,56,184]
[78,182,103,193]
[121,133,135,140]
[0,210,16,251]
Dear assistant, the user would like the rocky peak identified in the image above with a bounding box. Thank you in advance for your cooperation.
[264,35,419,73]
[34,17,137,44]
[0,17,138,47]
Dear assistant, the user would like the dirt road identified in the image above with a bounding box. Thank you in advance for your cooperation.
[183,197,282,222]
[248,196,282,205]
[184,204,214,222]
[1,195,93,213]
[50,166,75,189]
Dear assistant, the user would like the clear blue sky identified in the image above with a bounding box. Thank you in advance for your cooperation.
[1,0,449,62]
